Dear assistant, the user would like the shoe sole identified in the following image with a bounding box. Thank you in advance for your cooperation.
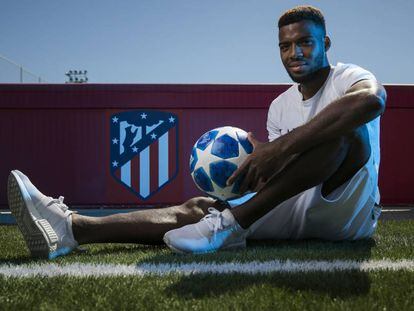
[7,171,58,259]
[162,238,186,254]
[163,236,246,254]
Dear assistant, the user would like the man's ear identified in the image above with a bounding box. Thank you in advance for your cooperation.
[324,36,331,52]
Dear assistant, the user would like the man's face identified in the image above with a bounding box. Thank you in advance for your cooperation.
[278,20,328,83]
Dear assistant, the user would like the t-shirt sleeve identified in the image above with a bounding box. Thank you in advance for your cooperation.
[334,63,377,96]
[267,100,282,142]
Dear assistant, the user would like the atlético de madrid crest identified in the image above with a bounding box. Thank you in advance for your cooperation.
[110,110,178,200]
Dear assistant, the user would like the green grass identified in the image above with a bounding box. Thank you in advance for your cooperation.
[1,220,413,265]
[0,220,413,310]
[1,272,413,310]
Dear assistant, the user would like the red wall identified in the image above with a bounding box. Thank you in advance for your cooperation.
[0,83,413,208]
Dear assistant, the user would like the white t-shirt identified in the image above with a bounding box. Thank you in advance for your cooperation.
[267,62,381,204]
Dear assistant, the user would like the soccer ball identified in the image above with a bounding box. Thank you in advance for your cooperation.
[190,126,253,201]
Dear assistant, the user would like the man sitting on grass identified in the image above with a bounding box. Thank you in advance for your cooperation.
[7,5,386,258]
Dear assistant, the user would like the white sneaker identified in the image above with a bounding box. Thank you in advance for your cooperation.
[7,170,78,259]
[163,208,248,254]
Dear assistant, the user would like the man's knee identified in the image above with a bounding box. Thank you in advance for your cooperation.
[341,125,371,164]
[329,135,348,151]
[321,125,371,197]
[323,125,369,160]
[343,125,370,147]
[318,136,350,176]
[310,130,364,181]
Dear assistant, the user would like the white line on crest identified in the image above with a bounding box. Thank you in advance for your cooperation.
[1,260,414,278]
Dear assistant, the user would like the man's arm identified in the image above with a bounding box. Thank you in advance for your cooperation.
[227,79,386,192]
[279,79,387,156]
[279,80,386,155]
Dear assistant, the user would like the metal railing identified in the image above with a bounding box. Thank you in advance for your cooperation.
[0,53,45,83]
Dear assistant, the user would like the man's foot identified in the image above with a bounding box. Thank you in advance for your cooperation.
[163,208,247,254]
[7,170,78,259]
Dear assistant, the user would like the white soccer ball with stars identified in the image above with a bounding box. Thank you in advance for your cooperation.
[190,126,253,201]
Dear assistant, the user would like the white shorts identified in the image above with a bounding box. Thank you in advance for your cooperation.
[228,148,381,241]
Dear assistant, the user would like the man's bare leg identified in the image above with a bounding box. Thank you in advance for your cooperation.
[232,125,371,228]
[72,197,228,245]
[73,125,370,246]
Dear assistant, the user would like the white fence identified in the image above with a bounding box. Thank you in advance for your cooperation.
[0,54,44,83]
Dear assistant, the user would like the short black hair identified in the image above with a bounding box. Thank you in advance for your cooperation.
[278,5,326,35]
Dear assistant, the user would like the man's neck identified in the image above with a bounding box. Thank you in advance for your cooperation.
[298,65,331,100]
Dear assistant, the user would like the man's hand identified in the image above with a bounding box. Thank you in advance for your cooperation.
[226,132,294,193]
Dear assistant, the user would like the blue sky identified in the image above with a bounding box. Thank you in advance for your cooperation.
[1,0,413,84]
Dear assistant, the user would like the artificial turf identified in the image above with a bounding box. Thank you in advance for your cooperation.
[0,220,413,310]
[1,271,414,310]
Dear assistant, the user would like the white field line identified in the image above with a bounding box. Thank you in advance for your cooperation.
[0,260,414,278]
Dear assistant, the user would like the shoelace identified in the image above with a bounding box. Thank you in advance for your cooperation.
[46,196,69,212]
[202,207,225,235]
